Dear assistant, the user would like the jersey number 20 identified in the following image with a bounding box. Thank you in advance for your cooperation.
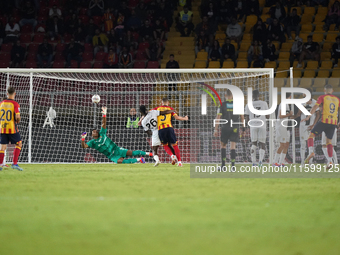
[0,109,12,121]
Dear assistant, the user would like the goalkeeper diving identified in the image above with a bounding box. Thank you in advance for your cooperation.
[81,106,152,163]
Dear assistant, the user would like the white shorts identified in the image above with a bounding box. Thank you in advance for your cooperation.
[276,126,290,143]
[299,125,312,141]
[250,126,266,143]
[152,130,161,146]
[321,129,337,146]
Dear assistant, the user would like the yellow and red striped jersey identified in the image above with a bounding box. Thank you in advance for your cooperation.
[315,94,340,125]
[152,105,177,130]
[0,99,20,134]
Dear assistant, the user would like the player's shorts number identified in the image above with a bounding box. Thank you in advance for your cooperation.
[146,118,157,129]
[330,103,335,114]
[0,109,12,122]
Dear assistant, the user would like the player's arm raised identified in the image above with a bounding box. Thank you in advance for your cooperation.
[101,107,107,129]
[159,110,175,115]
[173,114,188,121]
[81,132,89,148]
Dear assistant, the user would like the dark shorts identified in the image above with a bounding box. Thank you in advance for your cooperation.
[221,127,239,143]
[311,122,336,140]
[158,127,177,145]
[1,133,22,144]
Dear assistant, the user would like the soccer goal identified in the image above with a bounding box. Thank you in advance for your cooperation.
[0,68,274,164]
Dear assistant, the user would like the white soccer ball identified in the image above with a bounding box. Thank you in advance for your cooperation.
[92,95,100,104]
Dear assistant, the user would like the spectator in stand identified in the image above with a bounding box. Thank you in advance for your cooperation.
[153,19,165,41]
[325,1,340,31]
[289,37,303,66]
[195,30,209,55]
[267,1,286,24]
[92,28,109,56]
[104,47,119,68]
[19,0,37,31]
[204,2,218,24]
[247,0,260,16]
[107,29,119,52]
[126,10,142,32]
[285,8,301,40]
[267,18,285,43]
[263,38,278,62]
[332,36,340,67]
[221,37,236,62]
[49,5,62,20]
[10,40,25,68]
[4,17,20,44]
[234,0,246,21]
[65,38,84,67]
[85,18,99,43]
[156,2,173,28]
[114,19,125,41]
[176,5,194,37]
[297,35,320,67]
[0,21,5,47]
[37,38,53,68]
[135,1,148,21]
[139,20,154,41]
[66,14,78,35]
[195,16,216,44]
[89,0,104,17]
[208,40,222,62]
[103,8,115,32]
[166,54,180,92]
[47,16,64,41]
[226,17,242,44]
[219,0,232,24]
[74,26,86,42]
[247,40,263,67]
[146,38,163,61]
[118,1,131,20]
[118,46,133,68]
[252,19,267,45]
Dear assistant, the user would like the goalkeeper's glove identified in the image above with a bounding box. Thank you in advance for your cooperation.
[81,132,87,141]
[102,107,107,117]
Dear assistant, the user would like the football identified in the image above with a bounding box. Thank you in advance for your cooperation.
[92,95,100,104]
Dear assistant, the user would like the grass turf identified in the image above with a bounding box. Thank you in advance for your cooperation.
[0,163,340,255]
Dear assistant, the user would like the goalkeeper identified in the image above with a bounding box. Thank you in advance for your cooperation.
[81,107,152,164]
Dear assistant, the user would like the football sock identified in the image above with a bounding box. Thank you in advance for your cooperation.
[322,147,332,163]
[279,153,285,164]
[0,151,4,165]
[122,158,138,164]
[274,152,280,164]
[132,150,146,156]
[163,145,174,156]
[221,148,226,166]
[251,145,256,164]
[327,144,333,158]
[300,142,306,164]
[154,155,160,162]
[13,146,21,165]
[172,145,181,162]
[230,149,236,167]
[259,149,265,163]
[333,148,338,164]
[308,146,314,155]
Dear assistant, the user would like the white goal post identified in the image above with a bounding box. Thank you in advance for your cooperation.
[0,68,274,164]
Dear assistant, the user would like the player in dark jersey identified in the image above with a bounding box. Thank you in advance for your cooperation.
[81,106,153,164]
[0,87,23,171]
[214,89,245,171]
[302,84,340,168]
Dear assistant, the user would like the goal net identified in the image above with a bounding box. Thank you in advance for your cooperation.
[0,68,274,164]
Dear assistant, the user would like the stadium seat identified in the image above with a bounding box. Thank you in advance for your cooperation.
[26,53,36,61]
[304,7,315,15]
[82,52,94,61]
[303,70,315,78]
[322,42,333,52]
[54,52,64,61]
[299,33,310,42]
[326,33,338,42]
[245,15,258,26]
[278,52,290,59]
[52,61,65,68]
[84,43,93,52]
[314,24,325,32]
[293,61,304,69]
[79,61,92,68]
[313,15,325,25]
[265,61,277,68]
[93,61,103,68]
[306,61,319,69]
[194,60,207,68]
[331,70,340,77]
[313,78,326,87]
[33,34,45,43]
[301,14,313,24]
[280,42,293,51]
[301,24,313,33]
[138,42,149,51]
[70,60,78,68]
[275,70,288,78]
[328,78,340,87]
[242,34,252,42]
[94,52,107,61]
[55,43,66,52]
[260,14,270,22]
[320,60,333,69]
[293,70,302,77]
[274,79,285,87]
[215,33,226,41]
[25,60,37,68]
[27,43,40,53]
[299,78,312,88]
[239,42,251,52]
[208,61,220,68]
[0,52,11,62]
[135,50,148,60]
[278,61,290,69]
[238,52,247,59]
[317,6,328,16]
[21,24,33,34]
[133,61,146,68]
[236,61,248,68]
[317,70,330,78]
[147,61,159,68]
[1,44,12,52]
[321,52,331,61]
[244,24,253,33]
[222,61,234,68]
[196,51,208,60]
[313,33,324,43]
[20,34,32,43]
[0,60,10,68]
[286,78,300,87]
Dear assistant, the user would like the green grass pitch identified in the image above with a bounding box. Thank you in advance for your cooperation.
[1,163,340,255]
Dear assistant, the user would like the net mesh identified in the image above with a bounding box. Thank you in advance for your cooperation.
[0,69,274,164]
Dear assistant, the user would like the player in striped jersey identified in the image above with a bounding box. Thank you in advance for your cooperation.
[303,84,340,168]
[152,98,188,167]
[0,87,23,171]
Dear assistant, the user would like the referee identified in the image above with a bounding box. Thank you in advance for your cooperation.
[214,89,245,170]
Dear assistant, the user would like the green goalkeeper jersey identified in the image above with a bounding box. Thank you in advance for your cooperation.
[87,127,118,158]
